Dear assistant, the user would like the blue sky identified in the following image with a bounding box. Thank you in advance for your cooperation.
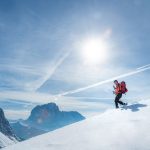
[0,0,150,119]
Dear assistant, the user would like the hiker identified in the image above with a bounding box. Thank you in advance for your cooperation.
[113,80,128,109]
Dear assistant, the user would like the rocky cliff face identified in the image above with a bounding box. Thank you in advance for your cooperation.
[0,108,17,140]
[0,108,18,148]
[26,103,85,130]
[27,103,60,124]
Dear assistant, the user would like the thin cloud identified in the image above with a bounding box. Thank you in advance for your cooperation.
[0,91,53,103]
[0,64,43,76]
[4,109,30,120]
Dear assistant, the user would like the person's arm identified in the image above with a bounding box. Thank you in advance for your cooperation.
[113,91,115,94]
[113,85,116,94]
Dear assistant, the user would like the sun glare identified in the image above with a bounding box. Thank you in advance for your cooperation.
[80,37,108,65]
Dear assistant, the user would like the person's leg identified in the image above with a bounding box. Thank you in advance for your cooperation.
[115,93,126,108]
[118,101,124,105]
[117,93,126,105]
[115,94,120,108]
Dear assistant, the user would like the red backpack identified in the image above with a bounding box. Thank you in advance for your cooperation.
[120,81,128,94]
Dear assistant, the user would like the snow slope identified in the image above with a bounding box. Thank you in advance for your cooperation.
[4,100,150,150]
[0,132,16,148]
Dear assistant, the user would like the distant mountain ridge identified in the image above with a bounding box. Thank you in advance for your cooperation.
[11,121,45,140]
[11,103,85,140]
[27,103,85,130]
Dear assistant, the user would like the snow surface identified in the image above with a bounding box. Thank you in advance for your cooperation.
[0,132,16,148]
[4,100,150,150]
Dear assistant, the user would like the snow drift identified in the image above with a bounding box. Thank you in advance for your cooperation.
[4,100,150,150]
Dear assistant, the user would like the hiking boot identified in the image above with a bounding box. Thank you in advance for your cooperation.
[124,103,128,106]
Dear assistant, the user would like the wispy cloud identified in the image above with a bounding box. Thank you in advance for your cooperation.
[0,61,45,91]
[0,91,53,103]
[0,64,43,76]
[4,109,30,120]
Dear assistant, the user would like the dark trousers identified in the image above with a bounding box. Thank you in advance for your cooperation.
[115,93,124,108]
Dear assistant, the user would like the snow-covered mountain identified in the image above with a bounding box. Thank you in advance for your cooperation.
[10,103,85,140]
[4,99,150,150]
[0,108,18,148]
[0,132,16,149]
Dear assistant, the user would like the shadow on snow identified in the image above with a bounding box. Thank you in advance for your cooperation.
[121,103,147,112]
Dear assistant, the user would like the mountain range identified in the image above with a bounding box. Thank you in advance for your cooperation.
[4,100,150,150]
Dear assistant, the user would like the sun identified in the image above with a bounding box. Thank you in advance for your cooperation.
[80,37,108,65]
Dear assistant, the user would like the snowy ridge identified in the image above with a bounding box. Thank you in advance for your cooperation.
[4,99,150,150]
[0,132,16,148]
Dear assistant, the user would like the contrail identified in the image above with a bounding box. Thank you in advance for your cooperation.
[57,65,150,96]
[34,51,70,91]
[137,64,150,70]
